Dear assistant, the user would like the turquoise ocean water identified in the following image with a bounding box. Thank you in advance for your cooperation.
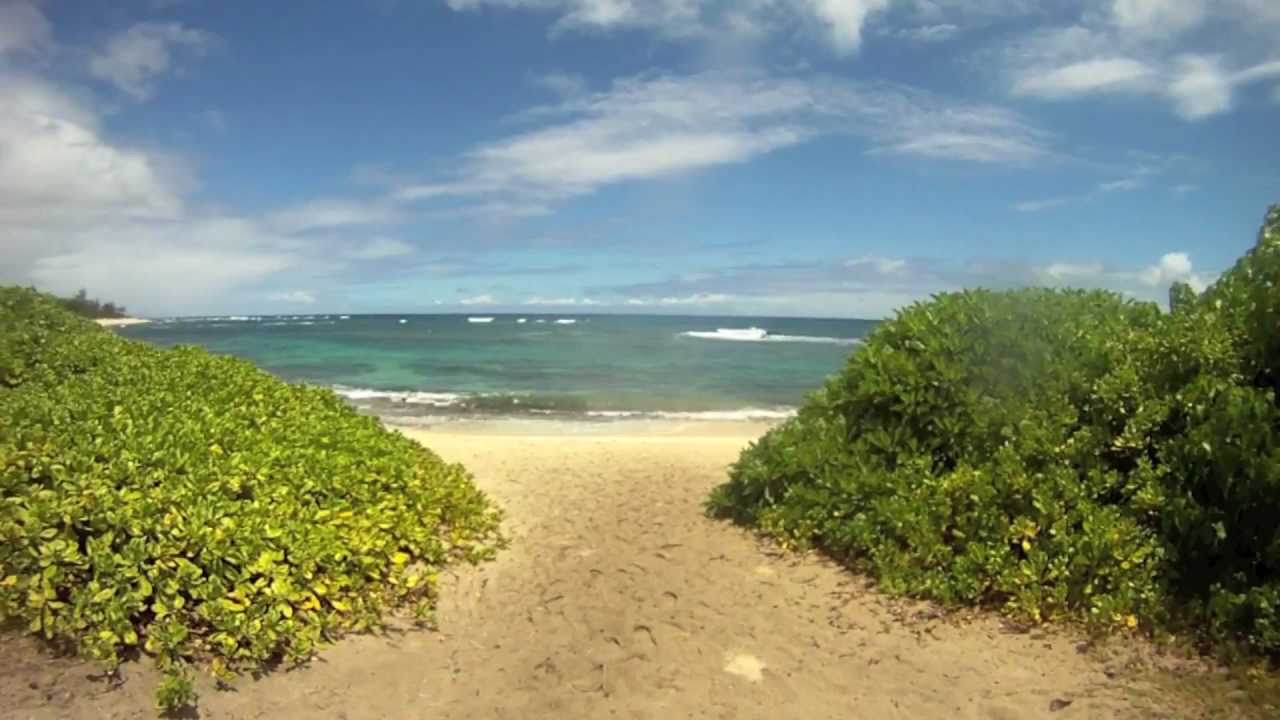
[121,314,875,422]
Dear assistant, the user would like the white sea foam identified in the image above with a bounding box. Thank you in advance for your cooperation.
[332,386,463,407]
[586,408,797,421]
[398,318,408,324]
[468,317,495,323]
[517,318,528,324]
[339,315,350,320]
[554,318,577,325]
[680,327,861,346]
[694,327,767,340]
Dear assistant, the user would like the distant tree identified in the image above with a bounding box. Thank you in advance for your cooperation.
[58,290,127,319]
[1169,281,1196,313]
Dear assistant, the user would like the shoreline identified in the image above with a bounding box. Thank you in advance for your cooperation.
[94,317,150,327]
[390,416,780,438]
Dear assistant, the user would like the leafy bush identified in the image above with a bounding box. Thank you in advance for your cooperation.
[0,288,502,712]
[710,205,1280,658]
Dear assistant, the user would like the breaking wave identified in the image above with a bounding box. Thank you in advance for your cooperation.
[680,327,861,345]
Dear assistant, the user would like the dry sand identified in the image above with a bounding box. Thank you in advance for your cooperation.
[2,422,1189,719]
[94,318,150,328]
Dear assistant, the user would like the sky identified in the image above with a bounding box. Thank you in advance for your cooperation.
[0,0,1277,318]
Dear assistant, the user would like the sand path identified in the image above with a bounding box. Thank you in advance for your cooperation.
[2,427,1176,719]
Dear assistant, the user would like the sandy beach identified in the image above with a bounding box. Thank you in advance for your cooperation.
[93,318,150,328]
[0,421,1197,719]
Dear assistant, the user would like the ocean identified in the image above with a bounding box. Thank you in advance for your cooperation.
[120,314,876,423]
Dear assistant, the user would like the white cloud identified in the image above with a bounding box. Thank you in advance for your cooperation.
[0,69,310,315]
[267,290,316,304]
[23,218,302,314]
[845,256,907,273]
[392,71,1052,214]
[1167,54,1233,119]
[477,126,802,193]
[879,132,1047,164]
[1011,157,1168,212]
[1168,56,1280,120]
[444,0,894,54]
[0,0,51,57]
[1135,251,1210,291]
[807,0,892,54]
[1013,57,1155,98]
[89,22,213,100]
[1172,183,1199,194]
[1002,5,1280,119]
[267,199,403,234]
[523,296,600,305]
[893,23,959,42]
[1034,251,1210,294]
[344,237,414,260]
[1098,177,1142,192]
[604,249,1214,317]
[1236,59,1280,83]
[0,71,183,228]
[459,294,497,305]
[622,293,734,306]
[1013,197,1072,212]
[1111,0,1205,36]
[1041,261,1106,280]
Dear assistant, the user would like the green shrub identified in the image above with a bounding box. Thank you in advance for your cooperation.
[154,669,196,715]
[0,288,502,708]
[710,205,1280,658]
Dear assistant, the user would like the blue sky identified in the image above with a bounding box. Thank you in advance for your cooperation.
[1,0,1277,317]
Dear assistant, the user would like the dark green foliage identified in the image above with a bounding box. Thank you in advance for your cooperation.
[0,288,502,709]
[710,205,1280,657]
[58,288,127,319]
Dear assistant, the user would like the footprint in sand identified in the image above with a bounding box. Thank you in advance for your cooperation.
[723,652,766,682]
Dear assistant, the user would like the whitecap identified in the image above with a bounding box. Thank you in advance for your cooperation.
[680,327,860,346]
[586,408,797,421]
[332,386,463,407]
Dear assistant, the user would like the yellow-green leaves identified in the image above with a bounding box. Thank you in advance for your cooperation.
[0,286,502,715]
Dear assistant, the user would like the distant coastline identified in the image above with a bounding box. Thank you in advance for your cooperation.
[94,317,151,328]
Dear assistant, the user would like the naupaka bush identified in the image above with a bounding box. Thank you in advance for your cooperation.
[0,288,502,712]
[710,205,1280,659]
